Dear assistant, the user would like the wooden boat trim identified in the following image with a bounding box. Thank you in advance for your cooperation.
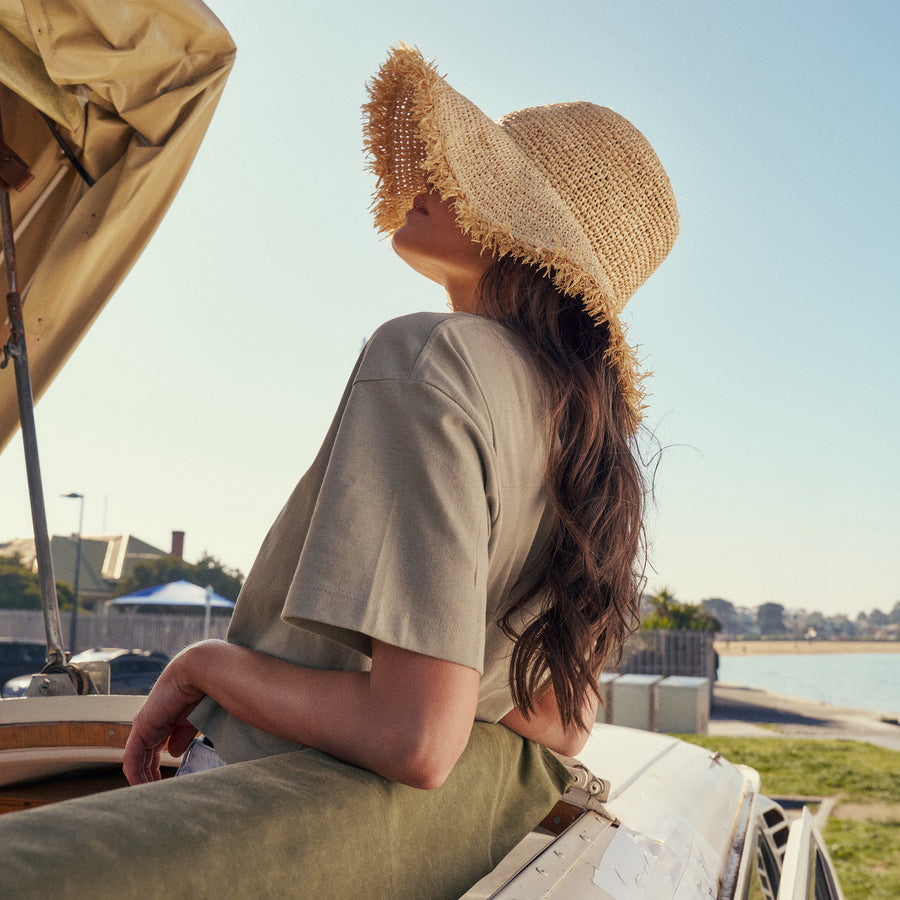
[0,720,131,752]
[0,695,178,793]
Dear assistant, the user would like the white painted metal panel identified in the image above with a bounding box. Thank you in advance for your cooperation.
[777,807,845,900]
[462,724,759,899]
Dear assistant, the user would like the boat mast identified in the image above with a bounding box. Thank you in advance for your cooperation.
[0,109,68,671]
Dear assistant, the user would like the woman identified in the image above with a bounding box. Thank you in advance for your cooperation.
[119,42,677,889]
[124,43,678,781]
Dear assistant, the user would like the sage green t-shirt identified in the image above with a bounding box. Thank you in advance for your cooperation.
[192,311,553,763]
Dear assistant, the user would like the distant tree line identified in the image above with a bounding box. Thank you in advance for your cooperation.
[641,588,721,632]
[638,590,899,639]
[0,554,72,611]
[113,554,244,602]
[700,596,900,639]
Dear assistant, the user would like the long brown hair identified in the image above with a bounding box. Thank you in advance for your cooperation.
[477,257,647,731]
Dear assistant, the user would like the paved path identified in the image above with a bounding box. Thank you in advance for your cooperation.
[710,682,900,751]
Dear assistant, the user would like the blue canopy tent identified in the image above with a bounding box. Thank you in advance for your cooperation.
[107,581,235,611]
[107,581,235,639]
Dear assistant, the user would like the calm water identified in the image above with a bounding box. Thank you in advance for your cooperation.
[718,652,900,716]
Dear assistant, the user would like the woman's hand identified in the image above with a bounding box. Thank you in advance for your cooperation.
[123,648,206,785]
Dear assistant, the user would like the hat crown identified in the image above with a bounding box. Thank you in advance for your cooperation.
[498,101,679,310]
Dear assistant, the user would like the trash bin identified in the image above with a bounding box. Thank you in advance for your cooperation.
[657,676,710,734]
[609,674,662,731]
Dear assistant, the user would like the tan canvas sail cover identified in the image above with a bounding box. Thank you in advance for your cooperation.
[0,0,235,451]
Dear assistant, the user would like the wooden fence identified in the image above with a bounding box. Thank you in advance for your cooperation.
[1,610,716,681]
[0,609,230,658]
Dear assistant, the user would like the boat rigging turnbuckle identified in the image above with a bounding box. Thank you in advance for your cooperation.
[0,137,35,193]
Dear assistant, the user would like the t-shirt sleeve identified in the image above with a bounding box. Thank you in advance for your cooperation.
[280,368,494,673]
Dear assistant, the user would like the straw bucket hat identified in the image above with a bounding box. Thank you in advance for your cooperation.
[363,44,679,421]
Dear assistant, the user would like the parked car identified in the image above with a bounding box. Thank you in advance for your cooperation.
[0,639,47,687]
[1,647,169,698]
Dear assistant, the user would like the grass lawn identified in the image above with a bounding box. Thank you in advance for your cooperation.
[678,735,900,900]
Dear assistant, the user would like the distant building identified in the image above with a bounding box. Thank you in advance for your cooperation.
[0,533,170,606]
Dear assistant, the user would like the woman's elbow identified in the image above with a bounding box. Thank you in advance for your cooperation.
[384,730,467,790]
[398,760,453,791]
[549,726,591,759]
[531,718,593,758]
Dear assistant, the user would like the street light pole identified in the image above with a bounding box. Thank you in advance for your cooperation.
[63,492,84,652]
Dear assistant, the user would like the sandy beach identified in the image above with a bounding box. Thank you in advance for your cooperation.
[714,639,900,656]
[710,682,900,751]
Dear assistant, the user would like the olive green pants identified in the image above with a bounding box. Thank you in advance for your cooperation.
[0,722,569,899]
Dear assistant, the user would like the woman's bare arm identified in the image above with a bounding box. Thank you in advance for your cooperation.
[124,639,479,790]
[500,683,598,757]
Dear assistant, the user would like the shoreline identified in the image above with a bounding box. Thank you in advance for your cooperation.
[709,681,900,751]
[714,639,899,657]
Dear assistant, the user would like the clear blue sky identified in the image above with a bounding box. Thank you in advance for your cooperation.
[1,0,897,618]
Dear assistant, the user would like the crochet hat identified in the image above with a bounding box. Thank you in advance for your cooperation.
[363,45,679,421]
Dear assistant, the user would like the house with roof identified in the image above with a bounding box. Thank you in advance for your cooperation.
[0,533,175,607]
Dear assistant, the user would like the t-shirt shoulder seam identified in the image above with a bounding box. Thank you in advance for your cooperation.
[356,314,501,446]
